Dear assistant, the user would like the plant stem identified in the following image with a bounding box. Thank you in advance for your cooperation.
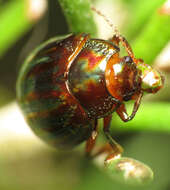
[58,0,97,37]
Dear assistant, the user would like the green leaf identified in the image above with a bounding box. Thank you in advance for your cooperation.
[132,11,170,65]
[0,1,32,57]
[111,102,170,133]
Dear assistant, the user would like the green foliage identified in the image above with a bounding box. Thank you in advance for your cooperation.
[112,102,170,133]
[0,1,32,57]
[123,0,166,40]
[132,10,170,64]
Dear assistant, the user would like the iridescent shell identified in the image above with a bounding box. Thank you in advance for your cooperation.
[16,33,120,149]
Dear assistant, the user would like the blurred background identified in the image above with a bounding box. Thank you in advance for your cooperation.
[0,0,170,189]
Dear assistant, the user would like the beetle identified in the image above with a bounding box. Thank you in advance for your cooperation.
[16,33,164,159]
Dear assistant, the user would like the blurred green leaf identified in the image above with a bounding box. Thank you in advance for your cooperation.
[0,1,34,57]
[111,102,170,133]
[132,11,170,64]
[124,0,166,40]
[0,1,32,56]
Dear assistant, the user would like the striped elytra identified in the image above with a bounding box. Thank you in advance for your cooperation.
[16,33,121,149]
[17,33,164,152]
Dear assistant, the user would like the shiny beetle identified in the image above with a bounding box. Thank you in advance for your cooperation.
[16,33,164,158]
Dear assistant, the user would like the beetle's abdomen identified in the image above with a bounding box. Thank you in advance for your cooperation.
[67,39,120,119]
[17,34,94,149]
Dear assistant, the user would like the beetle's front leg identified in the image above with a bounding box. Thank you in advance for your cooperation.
[111,35,134,60]
[85,119,98,157]
[103,115,123,158]
[116,92,143,122]
[111,35,144,64]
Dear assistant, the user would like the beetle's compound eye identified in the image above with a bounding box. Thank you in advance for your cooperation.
[123,88,136,101]
[136,62,164,93]
[121,56,141,101]
[124,56,133,64]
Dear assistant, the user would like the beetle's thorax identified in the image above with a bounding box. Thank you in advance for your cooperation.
[105,55,141,102]
[67,39,120,119]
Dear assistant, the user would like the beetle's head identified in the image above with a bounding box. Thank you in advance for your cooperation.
[136,62,164,94]
[105,53,164,121]
[106,54,164,103]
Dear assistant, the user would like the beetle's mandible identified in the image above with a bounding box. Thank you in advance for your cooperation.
[16,33,164,160]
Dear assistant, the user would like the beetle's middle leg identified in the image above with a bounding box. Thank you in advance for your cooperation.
[90,115,123,160]
[103,115,123,158]
[85,119,98,157]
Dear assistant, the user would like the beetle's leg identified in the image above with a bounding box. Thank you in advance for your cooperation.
[111,35,144,64]
[111,35,134,59]
[116,92,143,122]
[85,119,98,157]
[90,116,123,160]
[103,115,123,157]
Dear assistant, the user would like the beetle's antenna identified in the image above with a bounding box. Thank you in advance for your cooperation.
[91,5,120,37]
[91,6,137,62]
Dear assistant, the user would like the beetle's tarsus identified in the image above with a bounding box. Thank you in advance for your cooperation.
[116,92,143,122]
